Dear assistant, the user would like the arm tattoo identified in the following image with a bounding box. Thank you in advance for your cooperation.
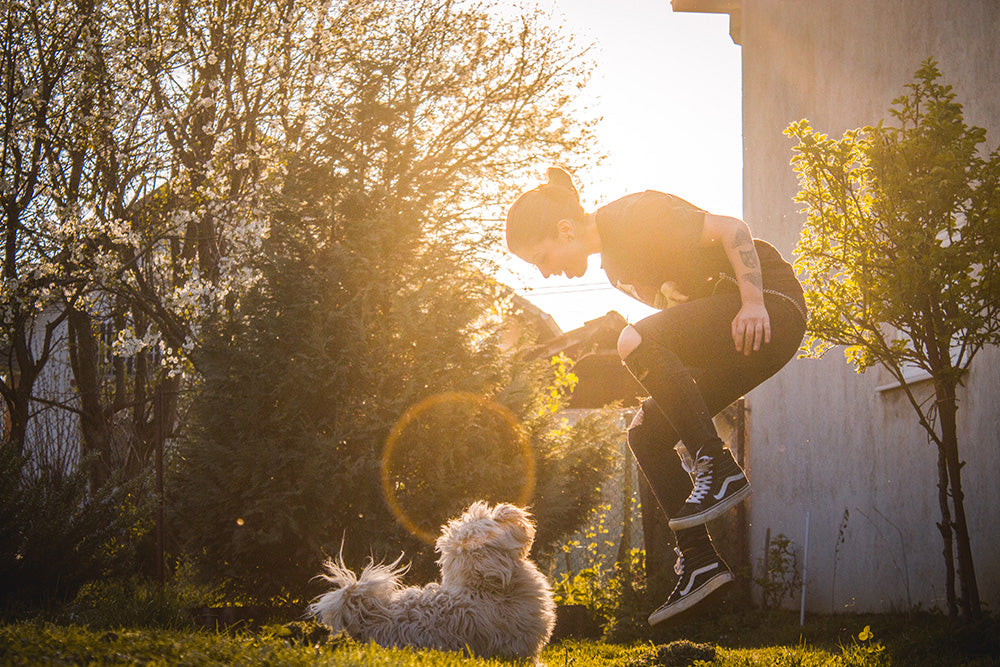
[726,222,763,293]
[739,248,759,269]
[732,226,753,247]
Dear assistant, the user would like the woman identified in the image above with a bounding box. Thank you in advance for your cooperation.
[506,167,806,625]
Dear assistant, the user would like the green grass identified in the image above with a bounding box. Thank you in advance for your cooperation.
[0,622,510,666]
[1,612,998,667]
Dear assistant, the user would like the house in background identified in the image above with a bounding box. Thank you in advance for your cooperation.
[1,307,81,476]
[674,0,1000,612]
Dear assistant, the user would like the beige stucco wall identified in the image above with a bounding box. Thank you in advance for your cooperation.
[738,0,1000,612]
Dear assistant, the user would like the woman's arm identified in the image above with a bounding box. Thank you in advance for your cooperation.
[700,213,770,355]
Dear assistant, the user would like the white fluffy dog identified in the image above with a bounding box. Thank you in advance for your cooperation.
[309,501,556,662]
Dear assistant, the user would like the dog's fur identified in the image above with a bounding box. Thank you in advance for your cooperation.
[309,501,556,662]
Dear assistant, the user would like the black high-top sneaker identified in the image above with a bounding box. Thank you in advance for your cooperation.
[648,543,734,625]
[668,447,750,531]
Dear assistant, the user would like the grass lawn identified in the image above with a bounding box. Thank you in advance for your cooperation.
[2,610,998,666]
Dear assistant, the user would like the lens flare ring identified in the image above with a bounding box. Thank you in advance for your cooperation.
[381,391,535,544]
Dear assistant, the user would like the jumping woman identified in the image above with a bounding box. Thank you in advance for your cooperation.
[506,167,806,624]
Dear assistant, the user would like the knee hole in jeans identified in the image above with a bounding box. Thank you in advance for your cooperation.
[617,325,642,361]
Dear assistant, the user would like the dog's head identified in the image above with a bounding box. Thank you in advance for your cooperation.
[435,501,536,592]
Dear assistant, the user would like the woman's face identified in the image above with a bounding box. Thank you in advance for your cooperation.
[514,220,589,279]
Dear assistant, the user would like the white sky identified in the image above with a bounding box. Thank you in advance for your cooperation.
[498,0,743,332]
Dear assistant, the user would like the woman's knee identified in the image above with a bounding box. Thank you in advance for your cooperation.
[617,325,643,360]
[626,400,655,455]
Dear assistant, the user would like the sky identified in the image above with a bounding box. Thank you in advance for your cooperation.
[498,0,743,332]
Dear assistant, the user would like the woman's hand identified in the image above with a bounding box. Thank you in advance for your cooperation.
[732,302,771,355]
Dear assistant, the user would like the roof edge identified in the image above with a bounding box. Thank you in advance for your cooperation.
[670,0,742,45]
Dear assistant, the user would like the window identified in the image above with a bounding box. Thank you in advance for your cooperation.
[875,327,963,393]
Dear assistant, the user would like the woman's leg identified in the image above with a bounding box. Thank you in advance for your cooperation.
[620,291,805,526]
[625,399,690,517]
[621,291,805,623]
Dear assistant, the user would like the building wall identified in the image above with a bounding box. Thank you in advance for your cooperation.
[21,308,81,474]
[739,0,1000,612]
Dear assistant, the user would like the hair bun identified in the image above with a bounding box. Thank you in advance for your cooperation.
[545,166,578,195]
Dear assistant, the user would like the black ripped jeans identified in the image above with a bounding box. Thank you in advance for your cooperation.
[625,288,806,522]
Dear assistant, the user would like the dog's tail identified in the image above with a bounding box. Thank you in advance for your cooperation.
[308,555,406,633]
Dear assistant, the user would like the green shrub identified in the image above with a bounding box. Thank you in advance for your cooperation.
[753,533,802,610]
[838,625,888,667]
[169,203,620,602]
[552,547,648,641]
[0,446,150,606]
[58,565,218,629]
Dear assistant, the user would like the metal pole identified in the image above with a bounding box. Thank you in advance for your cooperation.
[735,398,749,600]
[155,386,165,586]
[800,511,810,626]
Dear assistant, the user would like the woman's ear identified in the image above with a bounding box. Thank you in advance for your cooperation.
[556,218,575,240]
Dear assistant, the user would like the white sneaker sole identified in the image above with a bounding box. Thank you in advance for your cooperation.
[667,482,752,531]
[647,570,734,626]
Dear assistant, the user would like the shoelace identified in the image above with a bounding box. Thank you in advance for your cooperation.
[673,547,685,577]
[682,454,714,503]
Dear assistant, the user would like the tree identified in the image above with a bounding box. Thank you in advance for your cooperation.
[168,0,615,599]
[3,0,339,487]
[787,59,1000,617]
[61,0,299,487]
[1,0,98,454]
[0,1,165,595]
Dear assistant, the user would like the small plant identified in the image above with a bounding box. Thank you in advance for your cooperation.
[551,562,618,629]
[831,508,850,611]
[839,625,888,667]
[789,57,1000,617]
[754,533,802,610]
[551,547,647,640]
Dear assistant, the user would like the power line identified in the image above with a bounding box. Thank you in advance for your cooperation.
[519,281,610,292]
[516,284,618,296]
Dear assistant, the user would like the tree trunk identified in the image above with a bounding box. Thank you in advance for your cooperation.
[3,383,31,456]
[5,319,39,457]
[935,445,957,616]
[67,308,113,488]
[935,380,981,617]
